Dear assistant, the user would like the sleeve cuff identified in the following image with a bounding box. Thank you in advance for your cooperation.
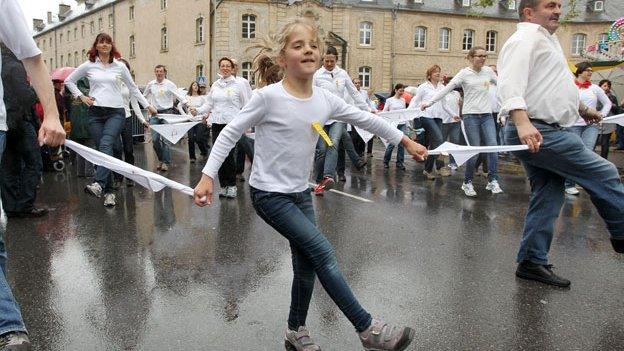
[500,96,527,116]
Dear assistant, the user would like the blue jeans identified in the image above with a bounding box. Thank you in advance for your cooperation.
[505,121,624,265]
[463,113,499,183]
[420,118,445,172]
[150,116,172,165]
[88,106,126,193]
[383,123,407,167]
[564,124,600,189]
[315,122,361,180]
[250,186,372,332]
[0,131,27,336]
[443,122,461,166]
[616,125,624,149]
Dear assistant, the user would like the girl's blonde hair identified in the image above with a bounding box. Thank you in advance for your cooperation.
[249,17,322,87]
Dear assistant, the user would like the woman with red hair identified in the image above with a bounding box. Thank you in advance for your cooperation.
[65,33,157,207]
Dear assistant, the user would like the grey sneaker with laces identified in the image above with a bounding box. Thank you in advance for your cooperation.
[84,182,103,198]
[359,318,415,351]
[284,326,321,351]
[0,332,31,351]
[103,193,116,207]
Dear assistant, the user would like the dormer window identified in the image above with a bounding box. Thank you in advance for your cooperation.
[507,0,516,10]
[594,0,604,12]
[462,0,471,7]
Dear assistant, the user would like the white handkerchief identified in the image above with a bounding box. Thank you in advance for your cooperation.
[354,126,374,144]
[150,122,200,144]
[65,140,194,196]
[157,114,194,124]
[378,109,417,124]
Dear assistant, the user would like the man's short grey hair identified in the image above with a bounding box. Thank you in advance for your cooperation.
[518,0,540,20]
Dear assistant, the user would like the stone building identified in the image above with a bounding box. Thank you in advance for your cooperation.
[33,0,621,93]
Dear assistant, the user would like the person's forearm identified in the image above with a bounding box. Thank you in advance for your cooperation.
[510,109,531,125]
[22,55,59,121]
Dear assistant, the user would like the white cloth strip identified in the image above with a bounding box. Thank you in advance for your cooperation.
[377,109,417,124]
[156,114,195,124]
[427,142,529,167]
[602,113,624,126]
[150,122,200,144]
[65,140,194,196]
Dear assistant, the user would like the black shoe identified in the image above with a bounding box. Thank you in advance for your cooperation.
[516,261,571,287]
[6,208,49,218]
[337,173,346,182]
[396,164,406,170]
[611,238,624,253]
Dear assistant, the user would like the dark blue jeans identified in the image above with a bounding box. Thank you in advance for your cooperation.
[505,121,624,265]
[463,113,499,183]
[88,106,126,193]
[383,123,407,167]
[250,186,372,332]
[420,118,445,172]
[616,125,624,149]
[442,122,461,166]
[188,123,209,160]
[0,130,27,336]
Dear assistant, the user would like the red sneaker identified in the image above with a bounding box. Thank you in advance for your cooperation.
[314,177,335,196]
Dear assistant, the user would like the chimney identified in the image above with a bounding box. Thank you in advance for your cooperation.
[47,11,53,24]
[58,4,71,20]
[33,18,45,32]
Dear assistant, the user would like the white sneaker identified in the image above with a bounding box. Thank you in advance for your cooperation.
[565,187,580,195]
[103,193,116,207]
[225,186,237,198]
[461,182,477,197]
[85,182,103,198]
[218,187,228,197]
[486,180,503,194]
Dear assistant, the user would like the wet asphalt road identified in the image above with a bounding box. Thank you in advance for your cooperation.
[4,141,624,351]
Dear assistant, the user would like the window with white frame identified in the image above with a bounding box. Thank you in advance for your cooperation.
[598,33,608,44]
[196,17,205,43]
[242,14,256,39]
[507,0,516,10]
[462,0,470,7]
[414,26,427,49]
[359,22,372,46]
[129,5,135,20]
[241,62,255,86]
[81,25,85,37]
[572,33,586,56]
[486,30,497,52]
[161,26,168,51]
[161,0,167,10]
[129,35,135,57]
[358,66,372,88]
[594,0,604,11]
[108,13,114,28]
[462,29,474,51]
[196,64,204,78]
[90,21,94,34]
[98,18,103,30]
[439,28,450,50]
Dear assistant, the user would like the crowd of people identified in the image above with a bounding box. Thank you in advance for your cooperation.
[0,0,623,350]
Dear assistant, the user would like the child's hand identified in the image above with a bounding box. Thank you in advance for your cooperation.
[194,174,214,206]
[401,136,427,161]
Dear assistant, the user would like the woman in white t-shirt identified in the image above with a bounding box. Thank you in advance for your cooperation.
[564,62,611,195]
[180,81,209,163]
[382,83,408,169]
[421,47,501,197]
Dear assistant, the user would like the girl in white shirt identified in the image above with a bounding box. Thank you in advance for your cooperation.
[421,47,502,197]
[192,57,249,198]
[193,17,425,351]
[382,83,408,169]
[564,62,612,195]
[65,33,156,207]
[408,65,451,178]
[180,81,209,163]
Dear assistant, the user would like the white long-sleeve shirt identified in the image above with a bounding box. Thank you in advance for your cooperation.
[120,83,146,123]
[0,0,41,131]
[441,91,462,124]
[498,22,580,126]
[408,81,448,119]
[202,81,404,193]
[489,84,500,114]
[143,78,184,110]
[382,96,408,125]
[65,58,150,109]
[427,66,497,115]
[359,89,377,110]
[314,66,371,116]
[573,84,612,126]
[197,76,249,124]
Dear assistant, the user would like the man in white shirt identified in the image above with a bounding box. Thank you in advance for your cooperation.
[499,0,624,288]
[0,0,66,349]
[144,65,184,171]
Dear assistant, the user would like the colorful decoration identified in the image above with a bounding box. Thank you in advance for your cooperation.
[608,17,624,43]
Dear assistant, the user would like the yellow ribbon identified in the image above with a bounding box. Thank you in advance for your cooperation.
[312,121,333,147]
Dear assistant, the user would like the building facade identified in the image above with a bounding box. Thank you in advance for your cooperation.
[33,0,621,93]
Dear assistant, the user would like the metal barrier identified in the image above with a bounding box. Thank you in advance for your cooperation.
[131,110,147,138]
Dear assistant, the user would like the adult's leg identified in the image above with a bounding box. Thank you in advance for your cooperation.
[395,124,406,167]
[188,124,197,160]
[462,114,483,184]
[432,119,445,170]
[383,143,395,166]
[323,122,348,179]
[196,123,209,156]
[235,137,246,175]
[351,129,365,157]
[366,138,374,154]
[150,116,164,162]
[0,131,28,336]
[314,135,328,183]
[15,121,42,212]
[421,118,444,172]
[212,124,237,188]
[616,125,624,149]
[481,114,499,182]
[337,140,346,176]
[251,188,372,332]
[0,132,22,213]
[340,128,362,166]
[599,132,611,159]
[121,117,134,165]
[90,110,125,193]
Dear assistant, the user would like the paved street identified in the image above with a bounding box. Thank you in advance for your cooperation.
[5,141,624,351]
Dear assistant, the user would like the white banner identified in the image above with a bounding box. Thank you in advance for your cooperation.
[156,114,195,124]
[65,140,194,196]
[602,113,624,126]
[377,109,417,124]
[150,122,200,144]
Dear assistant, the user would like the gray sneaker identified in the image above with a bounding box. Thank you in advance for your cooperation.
[84,182,103,198]
[225,186,237,198]
[103,193,116,207]
[284,326,321,351]
[0,332,31,351]
[359,318,415,351]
